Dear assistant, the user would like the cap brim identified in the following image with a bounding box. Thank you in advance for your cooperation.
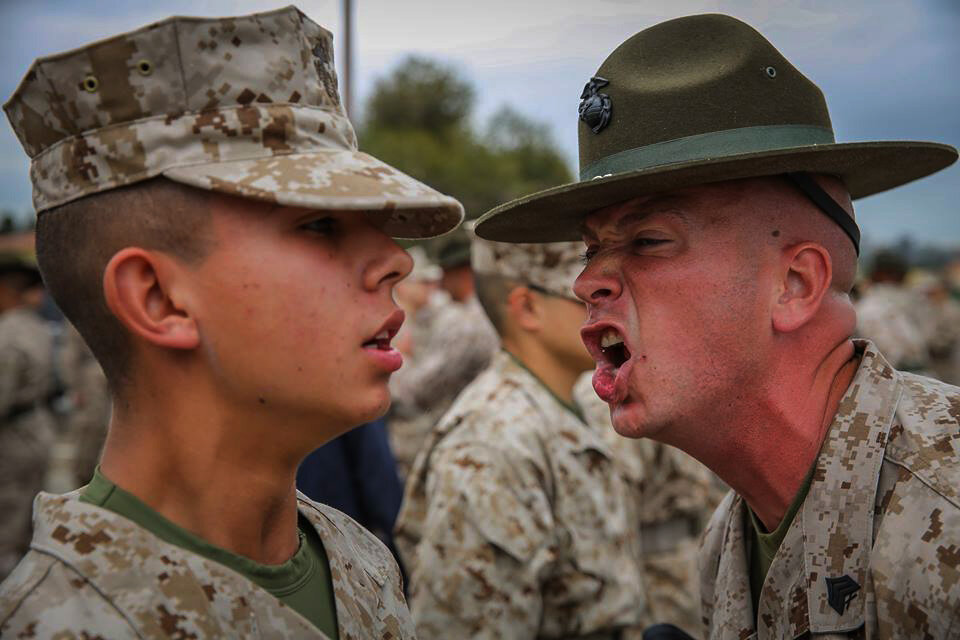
[475,141,957,242]
[164,149,464,239]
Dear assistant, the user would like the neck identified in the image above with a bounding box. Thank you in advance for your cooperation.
[502,338,582,407]
[674,338,859,531]
[100,374,326,565]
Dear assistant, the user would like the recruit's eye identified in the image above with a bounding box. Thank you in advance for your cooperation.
[580,246,600,264]
[301,217,339,235]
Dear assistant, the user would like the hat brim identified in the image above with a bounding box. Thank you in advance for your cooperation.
[475,141,957,242]
[164,149,464,239]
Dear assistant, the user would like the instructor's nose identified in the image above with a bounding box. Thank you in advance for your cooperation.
[574,255,622,305]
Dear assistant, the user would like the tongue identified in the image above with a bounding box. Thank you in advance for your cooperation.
[592,366,618,403]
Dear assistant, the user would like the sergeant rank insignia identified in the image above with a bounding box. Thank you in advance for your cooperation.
[825,575,860,615]
[579,76,612,134]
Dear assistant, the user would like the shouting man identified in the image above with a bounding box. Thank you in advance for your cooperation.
[476,14,959,640]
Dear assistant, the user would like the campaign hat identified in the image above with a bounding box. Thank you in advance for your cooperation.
[475,14,956,242]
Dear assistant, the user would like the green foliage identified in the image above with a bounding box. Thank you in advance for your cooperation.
[359,56,572,220]
[365,56,474,135]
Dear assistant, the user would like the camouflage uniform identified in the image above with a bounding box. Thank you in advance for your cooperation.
[0,307,57,581]
[388,293,497,479]
[699,340,960,639]
[0,490,415,639]
[574,373,727,635]
[396,351,648,639]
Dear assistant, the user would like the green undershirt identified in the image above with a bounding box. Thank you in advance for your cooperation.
[504,349,586,422]
[746,461,816,620]
[80,468,339,638]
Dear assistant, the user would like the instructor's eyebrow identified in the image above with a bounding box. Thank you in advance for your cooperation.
[580,196,689,239]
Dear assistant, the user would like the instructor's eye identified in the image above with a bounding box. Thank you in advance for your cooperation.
[301,217,338,235]
[632,237,668,250]
[581,246,599,264]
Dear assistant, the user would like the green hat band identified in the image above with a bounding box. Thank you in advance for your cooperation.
[580,124,835,181]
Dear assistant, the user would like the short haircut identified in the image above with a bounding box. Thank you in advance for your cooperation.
[473,272,517,336]
[35,177,213,394]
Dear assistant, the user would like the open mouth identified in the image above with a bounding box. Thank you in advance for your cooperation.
[362,331,394,351]
[599,328,631,368]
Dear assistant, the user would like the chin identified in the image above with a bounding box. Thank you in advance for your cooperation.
[611,402,661,440]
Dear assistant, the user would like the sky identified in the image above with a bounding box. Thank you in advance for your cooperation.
[0,0,957,250]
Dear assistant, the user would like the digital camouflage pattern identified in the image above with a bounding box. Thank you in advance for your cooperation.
[574,372,726,635]
[0,307,57,581]
[395,350,649,639]
[699,340,960,639]
[388,293,497,479]
[4,6,462,238]
[0,490,416,639]
[471,237,585,300]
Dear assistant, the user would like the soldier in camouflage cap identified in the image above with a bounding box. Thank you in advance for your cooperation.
[0,6,463,638]
[476,14,960,640]
[395,238,650,639]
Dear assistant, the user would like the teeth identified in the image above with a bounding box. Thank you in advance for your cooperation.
[599,329,624,349]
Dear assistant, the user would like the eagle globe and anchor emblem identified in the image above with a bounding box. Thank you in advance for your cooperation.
[579,76,612,134]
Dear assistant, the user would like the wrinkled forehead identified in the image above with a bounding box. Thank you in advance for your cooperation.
[580,193,692,241]
[579,178,781,241]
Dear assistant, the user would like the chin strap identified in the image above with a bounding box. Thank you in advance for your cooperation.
[785,172,861,255]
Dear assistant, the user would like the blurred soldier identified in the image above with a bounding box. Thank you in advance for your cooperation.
[574,373,725,636]
[57,324,111,484]
[855,249,931,372]
[0,254,56,581]
[396,239,649,639]
[389,227,497,479]
[0,7,463,638]
[476,14,960,639]
[907,270,960,385]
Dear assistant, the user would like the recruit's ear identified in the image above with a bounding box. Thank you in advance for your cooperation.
[505,285,545,333]
[103,248,200,350]
[771,242,832,333]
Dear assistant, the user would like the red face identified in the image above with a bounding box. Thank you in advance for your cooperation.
[574,183,772,444]
[183,196,413,433]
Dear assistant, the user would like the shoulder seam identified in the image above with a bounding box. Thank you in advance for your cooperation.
[2,551,143,638]
[882,455,960,511]
[0,559,53,628]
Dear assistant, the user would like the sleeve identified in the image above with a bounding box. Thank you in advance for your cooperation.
[406,441,555,640]
[1,559,137,638]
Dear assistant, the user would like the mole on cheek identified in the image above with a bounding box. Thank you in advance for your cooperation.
[772,230,780,237]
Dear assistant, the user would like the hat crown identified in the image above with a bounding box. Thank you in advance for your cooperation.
[472,238,584,300]
[578,14,832,173]
[5,5,348,159]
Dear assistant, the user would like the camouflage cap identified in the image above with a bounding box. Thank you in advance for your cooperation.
[471,237,584,301]
[4,5,463,239]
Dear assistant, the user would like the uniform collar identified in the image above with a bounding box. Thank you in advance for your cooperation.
[28,488,394,639]
[757,340,902,638]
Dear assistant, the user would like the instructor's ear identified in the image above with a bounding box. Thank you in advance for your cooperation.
[771,242,832,333]
[103,248,200,350]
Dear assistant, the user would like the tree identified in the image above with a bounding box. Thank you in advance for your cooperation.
[359,56,572,221]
